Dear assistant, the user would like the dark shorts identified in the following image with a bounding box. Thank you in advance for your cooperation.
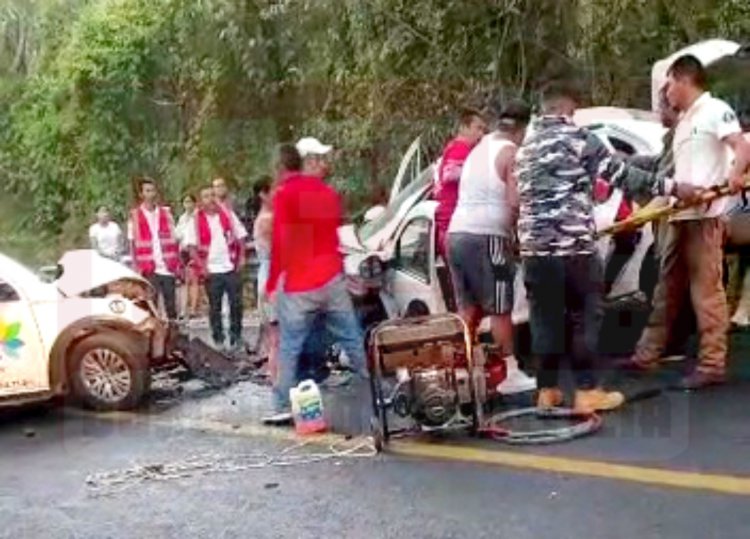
[447,233,515,315]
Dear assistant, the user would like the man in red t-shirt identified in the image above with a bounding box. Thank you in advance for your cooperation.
[262,140,369,423]
[434,107,487,258]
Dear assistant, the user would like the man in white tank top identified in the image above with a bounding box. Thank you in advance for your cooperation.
[447,100,536,395]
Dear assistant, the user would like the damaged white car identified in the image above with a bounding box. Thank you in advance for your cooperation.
[340,112,665,332]
[0,250,173,411]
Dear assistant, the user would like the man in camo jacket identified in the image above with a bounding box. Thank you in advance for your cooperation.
[516,81,696,414]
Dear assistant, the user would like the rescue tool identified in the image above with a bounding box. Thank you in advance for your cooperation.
[597,180,750,238]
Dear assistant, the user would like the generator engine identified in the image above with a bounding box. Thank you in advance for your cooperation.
[412,368,457,426]
[387,362,482,428]
[369,314,485,438]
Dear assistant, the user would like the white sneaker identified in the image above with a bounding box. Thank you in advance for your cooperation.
[496,356,536,395]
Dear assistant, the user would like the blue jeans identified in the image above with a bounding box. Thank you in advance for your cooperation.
[273,274,367,412]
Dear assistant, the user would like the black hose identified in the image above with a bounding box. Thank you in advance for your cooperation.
[479,407,603,445]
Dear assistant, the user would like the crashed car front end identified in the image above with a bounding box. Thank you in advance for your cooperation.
[55,250,177,366]
[105,279,176,365]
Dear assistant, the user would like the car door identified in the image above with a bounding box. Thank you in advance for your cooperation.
[386,216,444,315]
[389,136,423,205]
[0,277,48,397]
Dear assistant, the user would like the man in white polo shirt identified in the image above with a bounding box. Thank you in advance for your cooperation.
[631,54,750,390]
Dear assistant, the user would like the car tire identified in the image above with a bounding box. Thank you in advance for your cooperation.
[68,332,150,411]
[404,300,430,318]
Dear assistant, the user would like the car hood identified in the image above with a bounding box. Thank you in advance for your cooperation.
[338,224,365,254]
[54,250,151,298]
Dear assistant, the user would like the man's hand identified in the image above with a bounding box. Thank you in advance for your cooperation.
[672,182,700,204]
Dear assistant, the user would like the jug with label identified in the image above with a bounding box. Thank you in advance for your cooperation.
[290,379,327,435]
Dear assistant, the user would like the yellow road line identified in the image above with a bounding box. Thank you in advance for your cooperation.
[74,409,750,496]
[388,441,750,496]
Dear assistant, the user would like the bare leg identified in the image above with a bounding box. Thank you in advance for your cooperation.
[178,282,188,318]
[188,279,200,316]
[489,313,513,357]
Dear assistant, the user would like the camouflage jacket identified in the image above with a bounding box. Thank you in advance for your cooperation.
[516,116,666,257]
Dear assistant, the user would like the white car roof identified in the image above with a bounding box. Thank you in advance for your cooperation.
[580,117,666,155]
[574,107,659,125]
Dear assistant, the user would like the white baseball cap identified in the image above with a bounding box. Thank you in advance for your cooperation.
[296,137,333,157]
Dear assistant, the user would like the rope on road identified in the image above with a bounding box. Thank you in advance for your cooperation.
[85,437,378,496]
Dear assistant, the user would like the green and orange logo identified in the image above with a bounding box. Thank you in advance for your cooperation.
[0,319,24,358]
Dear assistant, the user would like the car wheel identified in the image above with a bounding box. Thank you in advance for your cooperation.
[404,300,429,318]
[68,332,150,411]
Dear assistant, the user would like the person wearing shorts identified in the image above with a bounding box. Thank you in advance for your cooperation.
[447,100,535,395]
[448,234,514,318]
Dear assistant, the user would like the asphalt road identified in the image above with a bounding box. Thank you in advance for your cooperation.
[2,319,750,539]
[1,388,749,539]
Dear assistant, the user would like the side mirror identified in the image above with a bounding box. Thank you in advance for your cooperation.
[364,205,386,223]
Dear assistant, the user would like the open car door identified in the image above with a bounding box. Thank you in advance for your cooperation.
[389,136,423,205]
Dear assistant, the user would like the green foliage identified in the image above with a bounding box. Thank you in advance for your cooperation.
[0,0,748,264]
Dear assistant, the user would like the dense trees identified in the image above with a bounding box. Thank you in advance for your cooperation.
[0,0,747,262]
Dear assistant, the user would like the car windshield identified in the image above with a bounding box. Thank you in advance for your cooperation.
[357,168,432,244]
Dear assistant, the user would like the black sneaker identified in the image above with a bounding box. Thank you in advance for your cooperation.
[261,411,293,425]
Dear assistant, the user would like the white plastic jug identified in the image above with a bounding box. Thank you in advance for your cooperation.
[290,379,327,435]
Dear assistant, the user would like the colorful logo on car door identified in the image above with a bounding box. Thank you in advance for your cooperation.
[0,319,24,358]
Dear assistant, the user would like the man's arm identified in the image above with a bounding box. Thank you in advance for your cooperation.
[265,191,287,296]
[114,223,123,258]
[495,144,519,223]
[233,215,248,269]
[724,133,750,192]
[581,132,694,202]
[626,154,659,174]
[88,224,97,249]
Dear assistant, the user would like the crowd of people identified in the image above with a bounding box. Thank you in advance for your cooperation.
[435,54,750,413]
[86,136,367,424]
[89,173,253,354]
[87,52,750,424]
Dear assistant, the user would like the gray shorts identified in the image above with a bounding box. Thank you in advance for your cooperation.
[447,233,515,315]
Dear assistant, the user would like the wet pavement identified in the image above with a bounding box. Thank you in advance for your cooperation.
[2,318,750,538]
[1,399,749,539]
